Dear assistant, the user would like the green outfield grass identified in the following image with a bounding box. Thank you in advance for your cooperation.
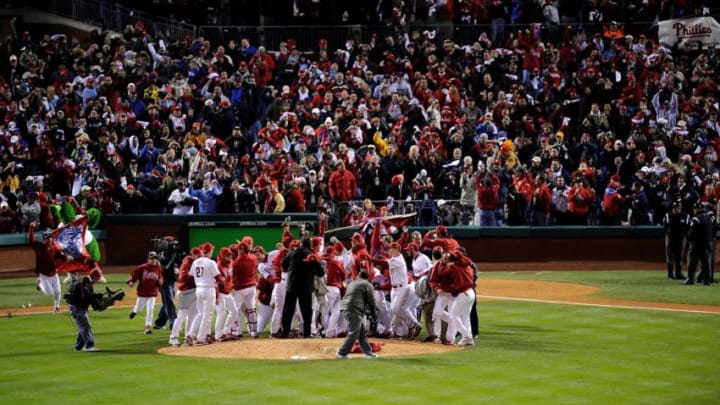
[479,270,720,306]
[0,272,718,405]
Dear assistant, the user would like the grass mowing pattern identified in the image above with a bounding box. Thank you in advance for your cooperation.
[480,270,720,306]
[0,297,718,404]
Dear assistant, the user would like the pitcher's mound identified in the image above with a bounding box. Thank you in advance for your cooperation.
[158,338,463,360]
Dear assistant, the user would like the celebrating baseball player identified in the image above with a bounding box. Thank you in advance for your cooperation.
[127,251,164,335]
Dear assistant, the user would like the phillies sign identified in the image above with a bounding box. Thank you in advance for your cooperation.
[659,17,720,50]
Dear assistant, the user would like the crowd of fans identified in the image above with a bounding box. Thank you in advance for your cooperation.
[1,1,720,233]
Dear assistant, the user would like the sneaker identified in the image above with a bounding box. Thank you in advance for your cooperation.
[82,346,101,352]
[184,336,194,346]
[35,279,41,291]
[144,326,152,335]
[129,311,136,319]
[458,337,475,347]
[363,352,378,359]
[168,337,180,346]
[250,332,258,339]
[336,352,351,359]
[53,307,60,314]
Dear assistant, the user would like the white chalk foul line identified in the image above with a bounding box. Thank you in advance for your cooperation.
[477,294,720,315]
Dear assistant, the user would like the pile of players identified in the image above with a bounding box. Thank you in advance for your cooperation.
[125,221,478,347]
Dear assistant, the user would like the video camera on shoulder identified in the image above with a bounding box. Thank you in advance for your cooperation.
[91,287,125,312]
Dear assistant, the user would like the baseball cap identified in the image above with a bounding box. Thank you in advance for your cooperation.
[218,247,232,259]
[200,242,215,254]
[191,247,203,256]
[389,242,402,251]
[148,251,159,259]
[404,242,419,251]
[304,253,321,262]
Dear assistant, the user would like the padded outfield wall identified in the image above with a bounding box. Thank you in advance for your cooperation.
[0,213,671,274]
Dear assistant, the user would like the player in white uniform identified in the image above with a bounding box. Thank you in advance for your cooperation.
[188,243,222,345]
[406,242,432,322]
[215,247,238,341]
[255,246,276,334]
[385,242,421,338]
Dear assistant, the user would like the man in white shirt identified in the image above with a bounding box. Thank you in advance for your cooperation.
[384,242,422,338]
[167,180,196,215]
[188,242,222,345]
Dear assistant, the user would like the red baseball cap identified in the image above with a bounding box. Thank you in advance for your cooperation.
[304,253,321,262]
[200,242,215,254]
[389,242,402,251]
[404,242,419,251]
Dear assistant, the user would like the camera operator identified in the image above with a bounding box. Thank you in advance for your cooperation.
[66,268,105,352]
[153,237,184,330]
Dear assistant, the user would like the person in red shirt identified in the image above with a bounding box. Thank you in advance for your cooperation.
[530,175,553,226]
[321,248,346,337]
[428,249,453,344]
[475,171,501,226]
[425,225,460,253]
[231,241,259,338]
[215,247,238,342]
[601,178,626,226]
[169,248,199,346]
[327,161,357,220]
[28,222,63,313]
[284,178,306,213]
[567,177,595,225]
[127,251,164,335]
[441,250,475,347]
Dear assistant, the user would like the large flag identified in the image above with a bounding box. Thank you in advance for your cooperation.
[362,213,417,257]
[52,216,92,273]
[659,16,720,50]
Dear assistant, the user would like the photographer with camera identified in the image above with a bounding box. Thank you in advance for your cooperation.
[153,237,184,330]
[66,268,106,352]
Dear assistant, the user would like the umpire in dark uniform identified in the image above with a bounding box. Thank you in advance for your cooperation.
[280,238,325,337]
[685,201,713,285]
[663,200,689,280]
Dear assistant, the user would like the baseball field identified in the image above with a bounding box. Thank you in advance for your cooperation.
[1,269,718,405]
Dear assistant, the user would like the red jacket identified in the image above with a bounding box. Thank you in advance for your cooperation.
[532,183,552,214]
[216,261,234,294]
[128,263,163,297]
[323,255,345,289]
[232,251,258,290]
[29,224,58,277]
[285,187,306,212]
[428,236,459,253]
[428,261,452,292]
[176,256,196,291]
[328,169,357,201]
[568,185,594,215]
[448,262,474,294]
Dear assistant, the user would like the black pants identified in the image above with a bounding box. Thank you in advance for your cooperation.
[665,238,683,278]
[153,283,176,328]
[688,249,710,284]
[281,289,313,337]
[469,294,478,336]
